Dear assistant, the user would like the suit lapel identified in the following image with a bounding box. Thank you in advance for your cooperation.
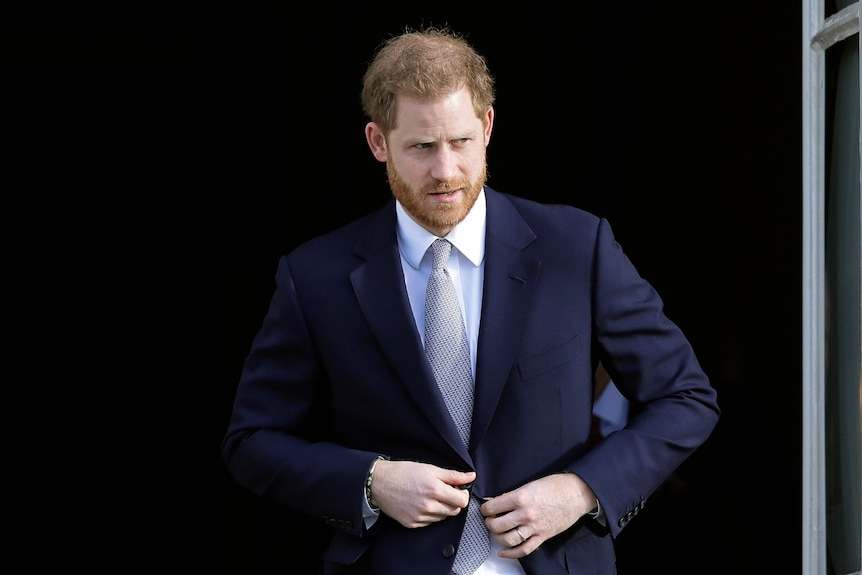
[470,190,540,450]
[350,203,469,458]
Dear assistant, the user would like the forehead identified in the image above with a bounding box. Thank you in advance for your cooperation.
[393,87,479,135]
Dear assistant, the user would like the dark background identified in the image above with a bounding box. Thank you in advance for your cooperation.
[210,2,802,574]
[0,2,802,574]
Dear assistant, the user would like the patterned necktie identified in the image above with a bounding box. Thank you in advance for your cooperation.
[424,239,490,575]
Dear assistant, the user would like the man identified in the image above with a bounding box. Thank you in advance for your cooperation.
[222,26,720,575]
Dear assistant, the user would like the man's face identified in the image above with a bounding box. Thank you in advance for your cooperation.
[366,87,493,237]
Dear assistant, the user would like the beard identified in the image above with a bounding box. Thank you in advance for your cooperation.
[387,161,487,235]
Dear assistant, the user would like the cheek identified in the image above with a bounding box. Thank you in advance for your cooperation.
[464,150,487,174]
[391,157,426,183]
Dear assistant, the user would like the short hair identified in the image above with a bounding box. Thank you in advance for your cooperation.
[361,26,495,134]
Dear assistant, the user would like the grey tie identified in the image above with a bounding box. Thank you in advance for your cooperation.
[424,239,490,575]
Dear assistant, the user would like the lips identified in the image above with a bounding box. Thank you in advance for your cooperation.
[430,187,462,195]
[429,189,462,202]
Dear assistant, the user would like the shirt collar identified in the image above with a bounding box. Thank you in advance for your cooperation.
[396,188,487,270]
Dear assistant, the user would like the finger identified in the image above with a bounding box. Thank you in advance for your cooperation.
[495,526,540,560]
[437,486,470,515]
[408,497,465,526]
[479,493,515,519]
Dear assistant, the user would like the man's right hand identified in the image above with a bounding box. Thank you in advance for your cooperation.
[370,460,475,528]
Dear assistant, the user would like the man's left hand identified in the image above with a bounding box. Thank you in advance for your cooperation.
[479,472,597,559]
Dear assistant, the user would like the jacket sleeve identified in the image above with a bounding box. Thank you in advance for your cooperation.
[567,217,720,537]
[221,254,377,539]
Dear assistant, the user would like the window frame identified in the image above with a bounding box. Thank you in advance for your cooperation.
[801,2,861,575]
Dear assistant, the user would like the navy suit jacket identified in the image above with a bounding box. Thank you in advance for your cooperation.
[223,187,720,575]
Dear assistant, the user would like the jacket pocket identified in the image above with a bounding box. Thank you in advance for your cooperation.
[517,335,584,382]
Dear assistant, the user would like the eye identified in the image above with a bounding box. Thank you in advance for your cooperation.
[415,142,433,150]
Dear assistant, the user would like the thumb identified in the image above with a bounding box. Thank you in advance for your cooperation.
[443,468,476,488]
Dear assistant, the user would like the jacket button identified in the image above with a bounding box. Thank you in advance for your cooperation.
[442,544,456,558]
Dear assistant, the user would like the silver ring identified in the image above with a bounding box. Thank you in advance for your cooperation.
[516,527,527,543]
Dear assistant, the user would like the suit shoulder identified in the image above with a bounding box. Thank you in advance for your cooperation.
[288,201,394,260]
[489,187,603,234]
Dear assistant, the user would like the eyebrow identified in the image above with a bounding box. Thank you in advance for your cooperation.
[405,131,475,146]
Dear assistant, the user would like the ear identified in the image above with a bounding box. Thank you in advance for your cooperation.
[365,122,388,162]
[483,106,494,146]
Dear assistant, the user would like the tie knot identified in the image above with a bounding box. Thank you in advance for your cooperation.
[431,239,452,271]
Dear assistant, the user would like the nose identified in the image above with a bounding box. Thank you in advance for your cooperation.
[429,147,458,182]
